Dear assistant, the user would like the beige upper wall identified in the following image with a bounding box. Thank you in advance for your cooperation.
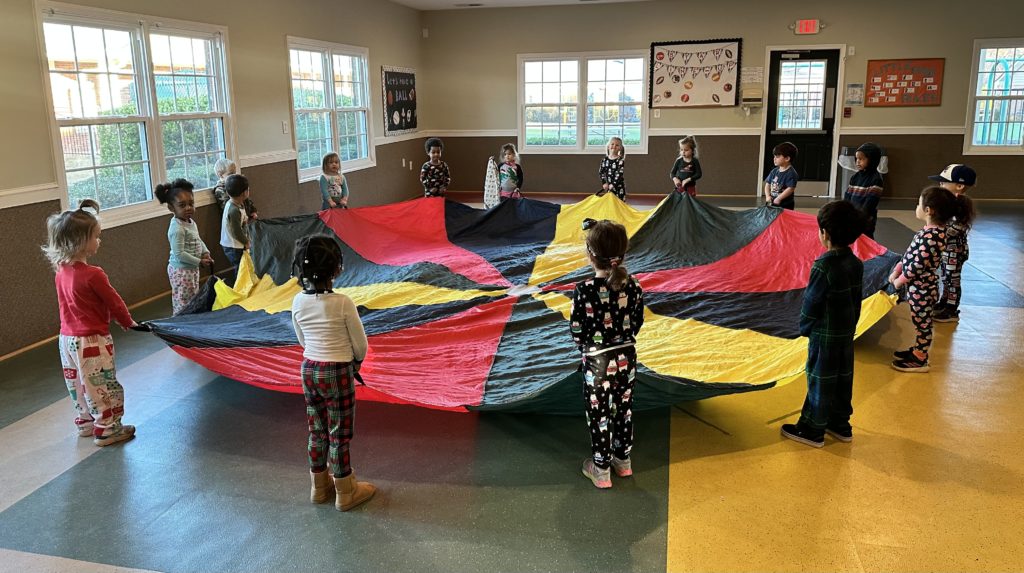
[0,0,420,190]
[419,0,1022,131]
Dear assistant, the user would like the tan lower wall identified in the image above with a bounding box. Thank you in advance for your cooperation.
[0,140,426,357]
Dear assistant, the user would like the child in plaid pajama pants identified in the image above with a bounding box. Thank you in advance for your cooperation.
[290,235,375,511]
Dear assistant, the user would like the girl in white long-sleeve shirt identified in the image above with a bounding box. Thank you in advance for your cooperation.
[290,235,375,512]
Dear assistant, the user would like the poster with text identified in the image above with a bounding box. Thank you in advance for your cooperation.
[865,59,943,107]
[382,66,417,135]
[649,39,741,108]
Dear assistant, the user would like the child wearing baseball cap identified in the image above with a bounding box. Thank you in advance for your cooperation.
[928,164,977,322]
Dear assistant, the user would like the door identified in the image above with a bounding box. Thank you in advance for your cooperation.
[763,49,841,197]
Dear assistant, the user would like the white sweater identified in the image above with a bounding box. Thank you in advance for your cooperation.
[291,291,368,363]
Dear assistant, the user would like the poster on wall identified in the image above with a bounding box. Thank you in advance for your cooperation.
[865,58,943,107]
[649,38,741,108]
[382,66,417,136]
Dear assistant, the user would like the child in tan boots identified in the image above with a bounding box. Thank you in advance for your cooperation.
[290,235,376,511]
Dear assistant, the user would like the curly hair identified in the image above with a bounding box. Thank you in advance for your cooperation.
[42,199,101,270]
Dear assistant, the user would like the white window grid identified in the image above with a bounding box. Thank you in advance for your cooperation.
[152,31,229,190]
[776,60,826,130]
[965,39,1024,154]
[287,38,374,180]
[586,57,645,147]
[39,3,234,224]
[519,51,648,154]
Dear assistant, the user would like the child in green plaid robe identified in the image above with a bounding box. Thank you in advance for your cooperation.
[781,200,865,448]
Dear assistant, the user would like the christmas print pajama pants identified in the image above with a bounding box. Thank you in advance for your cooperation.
[301,360,355,478]
[168,265,200,315]
[581,347,636,470]
[58,334,125,438]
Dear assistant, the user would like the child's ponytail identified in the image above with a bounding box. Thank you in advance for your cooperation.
[585,219,630,291]
[955,193,976,229]
[42,199,101,270]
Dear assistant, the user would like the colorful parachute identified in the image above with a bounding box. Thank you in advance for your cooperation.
[148,194,899,414]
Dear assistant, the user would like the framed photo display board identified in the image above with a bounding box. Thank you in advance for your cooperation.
[382,66,417,135]
[649,38,741,108]
[865,58,944,107]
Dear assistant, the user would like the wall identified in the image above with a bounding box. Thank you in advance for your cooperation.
[419,0,1023,198]
[0,0,423,356]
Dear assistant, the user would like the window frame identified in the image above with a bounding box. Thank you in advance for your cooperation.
[37,1,236,228]
[964,37,1024,155]
[518,50,649,155]
[286,36,375,182]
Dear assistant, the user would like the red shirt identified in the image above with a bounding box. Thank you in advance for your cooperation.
[55,262,133,336]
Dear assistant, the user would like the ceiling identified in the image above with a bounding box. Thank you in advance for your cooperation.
[390,0,649,10]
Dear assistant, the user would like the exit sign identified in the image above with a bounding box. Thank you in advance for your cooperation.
[794,19,820,34]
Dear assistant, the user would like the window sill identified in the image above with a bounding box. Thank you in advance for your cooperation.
[961,146,1024,156]
[94,188,215,229]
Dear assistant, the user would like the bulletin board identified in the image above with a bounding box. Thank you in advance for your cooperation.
[865,58,944,107]
[649,38,741,108]
[382,66,417,136]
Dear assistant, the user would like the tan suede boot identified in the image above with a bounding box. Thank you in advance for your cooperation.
[310,469,334,504]
[334,472,376,511]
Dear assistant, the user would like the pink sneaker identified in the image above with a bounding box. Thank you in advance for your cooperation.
[582,459,612,489]
[610,456,632,477]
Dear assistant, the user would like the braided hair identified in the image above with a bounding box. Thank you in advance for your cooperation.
[292,235,343,293]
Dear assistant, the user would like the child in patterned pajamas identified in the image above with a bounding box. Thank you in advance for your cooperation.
[928,164,977,323]
[889,186,958,373]
[420,137,451,197]
[598,136,626,200]
[496,142,524,201]
[570,219,645,489]
[44,199,141,446]
[290,235,374,511]
[156,179,213,315]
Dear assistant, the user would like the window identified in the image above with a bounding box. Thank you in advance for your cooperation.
[965,38,1024,154]
[40,4,233,221]
[288,38,373,180]
[151,32,229,190]
[519,52,648,154]
[776,60,826,130]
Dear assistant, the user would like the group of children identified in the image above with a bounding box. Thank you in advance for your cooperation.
[781,162,977,449]
[419,134,711,202]
[42,131,979,493]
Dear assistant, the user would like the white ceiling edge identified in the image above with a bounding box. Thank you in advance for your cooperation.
[391,0,650,10]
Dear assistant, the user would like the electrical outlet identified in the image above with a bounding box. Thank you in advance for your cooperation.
[653,109,661,119]
[409,162,413,171]
[281,121,289,135]
[402,158,406,167]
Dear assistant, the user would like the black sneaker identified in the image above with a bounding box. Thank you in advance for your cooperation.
[933,307,960,323]
[825,426,853,443]
[892,355,930,373]
[892,348,915,360]
[780,423,824,448]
